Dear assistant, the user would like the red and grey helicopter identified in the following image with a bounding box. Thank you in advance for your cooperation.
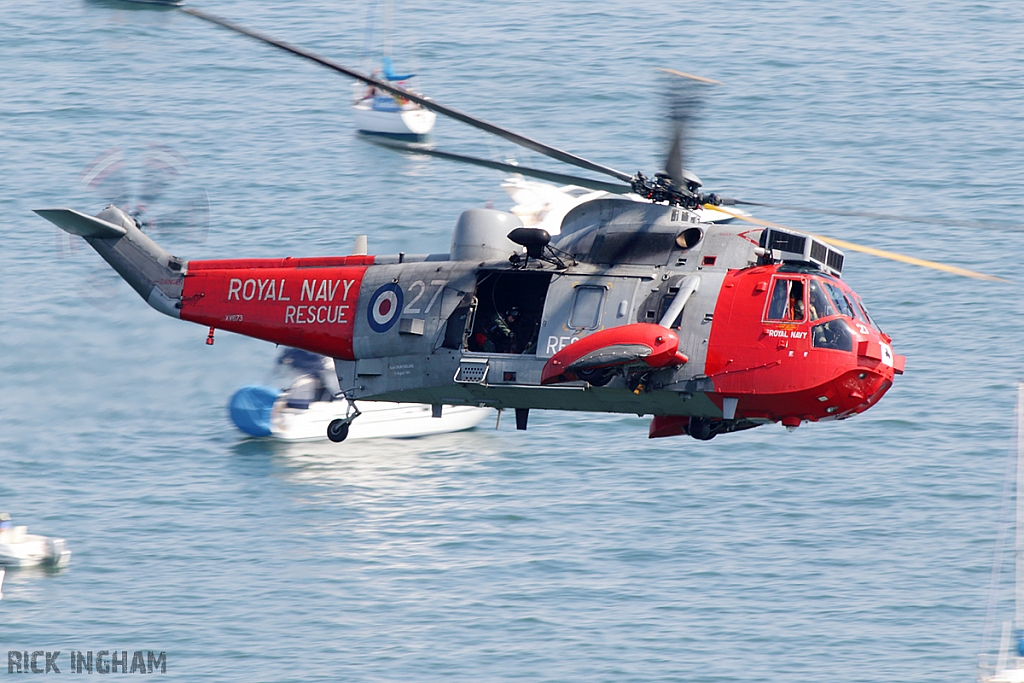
[36,8,1001,442]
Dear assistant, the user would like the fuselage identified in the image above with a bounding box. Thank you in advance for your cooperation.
[37,196,902,439]
[166,197,903,438]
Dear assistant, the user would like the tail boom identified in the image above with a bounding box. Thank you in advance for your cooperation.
[36,205,185,318]
[179,258,371,359]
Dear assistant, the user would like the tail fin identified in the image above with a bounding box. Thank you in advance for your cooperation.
[35,205,186,318]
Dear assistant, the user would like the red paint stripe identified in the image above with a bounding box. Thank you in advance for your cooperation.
[187,255,375,271]
[180,264,369,360]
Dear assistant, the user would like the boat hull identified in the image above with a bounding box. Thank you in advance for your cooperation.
[270,399,491,441]
[0,528,71,568]
[351,102,436,140]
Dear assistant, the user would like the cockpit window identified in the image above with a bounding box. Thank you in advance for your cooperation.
[822,281,856,319]
[851,293,882,332]
[812,318,854,352]
[807,279,834,321]
[766,278,805,322]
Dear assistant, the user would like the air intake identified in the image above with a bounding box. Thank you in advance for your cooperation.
[760,227,844,277]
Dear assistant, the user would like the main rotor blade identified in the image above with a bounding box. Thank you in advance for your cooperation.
[660,68,713,191]
[732,200,1024,232]
[664,123,684,189]
[367,139,633,194]
[707,204,1007,282]
[657,68,723,85]
[180,7,635,184]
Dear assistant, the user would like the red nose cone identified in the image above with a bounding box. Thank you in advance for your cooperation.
[703,266,902,427]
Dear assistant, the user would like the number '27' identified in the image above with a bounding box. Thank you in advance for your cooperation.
[404,280,447,314]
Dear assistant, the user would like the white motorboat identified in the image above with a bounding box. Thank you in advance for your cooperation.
[979,384,1024,682]
[270,392,490,441]
[0,517,71,568]
[230,348,491,442]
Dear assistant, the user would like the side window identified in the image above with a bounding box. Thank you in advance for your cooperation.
[569,286,605,329]
[765,278,805,322]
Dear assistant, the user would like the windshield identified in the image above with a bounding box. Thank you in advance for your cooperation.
[822,281,857,319]
[812,318,854,352]
[851,292,882,332]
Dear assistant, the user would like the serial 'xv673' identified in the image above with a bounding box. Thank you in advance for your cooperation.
[38,7,1001,442]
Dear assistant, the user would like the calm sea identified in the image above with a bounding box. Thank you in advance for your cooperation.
[2,1,1024,680]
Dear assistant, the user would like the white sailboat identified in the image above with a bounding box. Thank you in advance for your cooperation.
[979,384,1024,682]
[351,0,435,141]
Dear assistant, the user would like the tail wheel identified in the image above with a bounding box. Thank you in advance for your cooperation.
[327,419,350,443]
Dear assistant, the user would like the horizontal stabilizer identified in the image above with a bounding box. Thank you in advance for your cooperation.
[34,208,127,239]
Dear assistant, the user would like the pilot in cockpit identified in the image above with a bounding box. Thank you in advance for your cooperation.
[788,280,805,321]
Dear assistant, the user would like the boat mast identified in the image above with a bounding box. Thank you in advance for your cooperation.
[1015,382,1024,632]
[383,0,392,60]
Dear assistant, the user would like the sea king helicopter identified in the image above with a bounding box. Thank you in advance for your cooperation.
[36,7,1003,442]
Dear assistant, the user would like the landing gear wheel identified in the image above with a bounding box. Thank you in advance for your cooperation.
[327,419,350,443]
[688,417,716,441]
[577,367,614,387]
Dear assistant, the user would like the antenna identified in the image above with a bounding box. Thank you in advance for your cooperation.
[1015,383,1024,635]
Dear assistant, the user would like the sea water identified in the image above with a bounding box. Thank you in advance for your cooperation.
[2,1,1024,680]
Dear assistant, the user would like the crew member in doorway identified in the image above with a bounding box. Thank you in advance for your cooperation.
[484,307,520,353]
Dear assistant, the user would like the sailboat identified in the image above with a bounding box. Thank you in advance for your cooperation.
[350,0,435,141]
[979,384,1024,682]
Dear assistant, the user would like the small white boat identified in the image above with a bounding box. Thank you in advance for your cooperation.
[351,42,435,141]
[0,517,71,568]
[979,384,1024,682]
[230,348,491,442]
[352,92,436,141]
[351,2,435,141]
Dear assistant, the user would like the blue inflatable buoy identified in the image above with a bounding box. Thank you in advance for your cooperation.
[228,385,281,437]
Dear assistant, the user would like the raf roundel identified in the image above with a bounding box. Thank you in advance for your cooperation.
[367,283,404,333]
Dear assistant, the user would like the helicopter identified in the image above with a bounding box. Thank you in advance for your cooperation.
[35,7,1002,442]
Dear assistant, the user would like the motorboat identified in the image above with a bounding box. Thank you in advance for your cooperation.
[230,348,491,442]
[0,516,71,568]
[978,384,1024,682]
